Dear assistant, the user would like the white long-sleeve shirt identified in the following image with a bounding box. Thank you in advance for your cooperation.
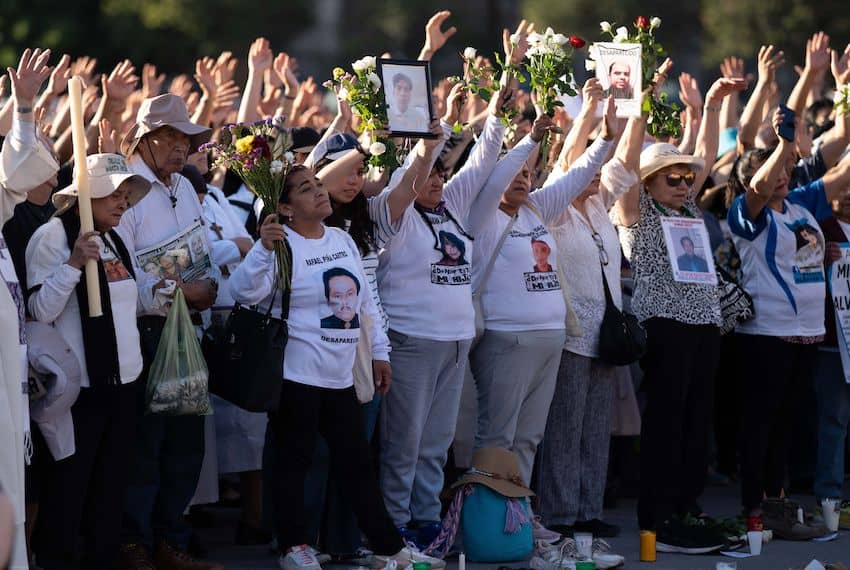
[470,136,614,332]
[229,226,390,390]
[376,115,505,341]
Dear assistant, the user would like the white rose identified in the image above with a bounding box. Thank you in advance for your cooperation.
[351,58,367,72]
[463,47,477,60]
[527,32,542,46]
[283,152,295,163]
[600,21,612,33]
[367,72,382,92]
[369,141,386,156]
[338,87,351,101]
[614,26,629,42]
[585,59,597,72]
[544,27,555,38]
[362,56,377,70]
[552,33,568,46]
[650,17,661,29]
[509,32,521,45]
[588,44,599,61]
[269,160,284,175]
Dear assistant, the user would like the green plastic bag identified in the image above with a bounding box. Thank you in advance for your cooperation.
[145,289,212,415]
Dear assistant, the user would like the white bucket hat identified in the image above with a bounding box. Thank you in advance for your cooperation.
[639,143,705,181]
[52,153,151,215]
[27,321,82,461]
[121,93,211,156]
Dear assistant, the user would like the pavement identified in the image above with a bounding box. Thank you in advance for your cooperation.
[196,481,849,570]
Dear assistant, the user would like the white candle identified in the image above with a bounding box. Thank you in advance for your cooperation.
[68,77,102,317]
[458,552,465,570]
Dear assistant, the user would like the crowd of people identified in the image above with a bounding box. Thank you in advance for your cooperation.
[0,9,849,570]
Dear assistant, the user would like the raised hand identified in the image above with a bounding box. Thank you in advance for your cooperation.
[248,37,273,74]
[720,56,745,80]
[600,95,623,140]
[7,48,53,106]
[503,20,534,65]
[804,31,831,73]
[102,59,138,102]
[757,45,785,82]
[97,118,119,154]
[488,82,515,118]
[441,82,466,125]
[71,56,97,86]
[678,72,703,110]
[168,74,194,100]
[831,43,850,85]
[214,51,238,84]
[142,63,166,98]
[651,58,674,95]
[705,77,748,107]
[274,52,300,95]
[530,113,561,142]
[581,77,605,112]
[194,57,218,98]
[422,11,457,57]
[46,54,71,98]
[258,87,282,117]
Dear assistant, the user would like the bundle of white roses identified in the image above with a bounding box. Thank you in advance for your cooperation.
[324,55,399,169]
[589,16,681,138]
[524,26,584,115]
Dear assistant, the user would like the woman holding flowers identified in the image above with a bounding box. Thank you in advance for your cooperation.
[227,165,443,570]
[612,64,746,553]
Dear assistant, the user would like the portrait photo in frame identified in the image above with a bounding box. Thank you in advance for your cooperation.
[593,42,642,118]
[377,59,436,138]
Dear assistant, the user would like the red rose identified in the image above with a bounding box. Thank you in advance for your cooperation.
[252,136,272,160]
[569,36,586,49]
[635,16,650,29]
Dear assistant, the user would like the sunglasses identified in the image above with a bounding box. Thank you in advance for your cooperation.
[665,172,696,187]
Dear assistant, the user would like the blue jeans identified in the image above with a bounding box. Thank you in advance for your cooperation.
[121,380,205,550]
[814,349,850,500]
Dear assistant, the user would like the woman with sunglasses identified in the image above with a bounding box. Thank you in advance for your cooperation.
[726,105,850,538]
[465,88,618,542]
[612,71,746,554]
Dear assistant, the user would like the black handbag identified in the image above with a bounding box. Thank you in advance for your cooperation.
[203,241,291,413]
[598,265,647,366]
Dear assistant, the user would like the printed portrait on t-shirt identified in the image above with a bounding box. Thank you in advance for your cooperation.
[320,267,361,330]
[786,219,825,283]
[531,239,553,272]
[436,231,468,266]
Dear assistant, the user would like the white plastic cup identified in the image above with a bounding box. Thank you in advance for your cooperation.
[716,562,737,569]
[574,532,593,559]
[747,530,763,555]
[822,498,840,532]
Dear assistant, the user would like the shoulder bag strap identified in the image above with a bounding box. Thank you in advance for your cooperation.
[478,214,517,294]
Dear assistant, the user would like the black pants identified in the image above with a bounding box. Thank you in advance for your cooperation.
[268,380,403,555]
[34,382,136,569]
[637,318,721,529]
[736,334,818,511]
[713,333,741,476]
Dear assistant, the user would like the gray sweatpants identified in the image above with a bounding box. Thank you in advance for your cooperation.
[379,329,472,525]
[537,350,617,525]
[469,329,566,485]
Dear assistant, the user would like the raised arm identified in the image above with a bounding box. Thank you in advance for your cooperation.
[820,152,850,203]
[719,56,745,131]
[610,113,649,228]
[418,11,457,61]
[744,109,795,220]
[556,78,604,171]
[818,44,850,168]
[787,31,831,115]
[677,73,703,155]
[738,45,784,152]
[238,37,272,124]
[694,77,748,191]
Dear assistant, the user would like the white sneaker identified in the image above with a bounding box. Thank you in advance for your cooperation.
[305,546,331,565]
[375,546,446,570]
[279,545,322,570]
[532,516,562,544]
[531,539,579,570]
[591,538,625,569]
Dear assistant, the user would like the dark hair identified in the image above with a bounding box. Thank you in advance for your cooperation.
[279,165,311,203]
[322,267,360,300]
[804,99,834,128]
[680,236,694,247]
[725,147,774,208]
[315,155,374,257]
[181,164,207,196]
[793,223,821,250]
[392,73,413,90]
[439,230,466,257]
[531,238,550,250]
[609,61,631,74]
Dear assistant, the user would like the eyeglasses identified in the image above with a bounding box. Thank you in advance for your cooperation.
[665,172,696,187]
[592,231,609,266]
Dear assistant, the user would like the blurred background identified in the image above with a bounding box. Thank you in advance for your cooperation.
[2,0,850,97]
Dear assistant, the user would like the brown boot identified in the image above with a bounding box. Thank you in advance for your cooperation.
[117,543,157,570]
[154,542,224,570]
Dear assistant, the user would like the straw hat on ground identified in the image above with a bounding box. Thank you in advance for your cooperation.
[451,448,534,498]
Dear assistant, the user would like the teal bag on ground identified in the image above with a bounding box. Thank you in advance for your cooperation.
[145,289,212,415]
[460,484,533,562]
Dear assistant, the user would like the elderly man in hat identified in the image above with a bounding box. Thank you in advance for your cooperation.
[116,94,222,570]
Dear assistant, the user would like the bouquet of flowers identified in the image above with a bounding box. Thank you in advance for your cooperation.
[590,16,681,137]
[524,27,584,115]
[202,117,295,286]
[324,56,399,170]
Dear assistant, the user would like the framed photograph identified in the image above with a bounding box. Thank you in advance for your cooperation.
[659,216,717,285]
[377,59,436,138]
[593,42,642,118]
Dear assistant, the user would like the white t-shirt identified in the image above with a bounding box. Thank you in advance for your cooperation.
[228,226,390,390]
[728,180,829,337]
[26,218,143,387]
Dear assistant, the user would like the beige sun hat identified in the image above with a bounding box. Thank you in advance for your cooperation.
[120,93,211,156]
[450,448,534,498]
[639,142,706,181]
[52,153,151,215]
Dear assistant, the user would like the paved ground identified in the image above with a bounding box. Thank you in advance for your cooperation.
[196,481,849,570]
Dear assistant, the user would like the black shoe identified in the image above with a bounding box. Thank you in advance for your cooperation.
[656,518,725,555]
[574,518,620,538]
[234,521,273,546]
[549,524,574,538]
